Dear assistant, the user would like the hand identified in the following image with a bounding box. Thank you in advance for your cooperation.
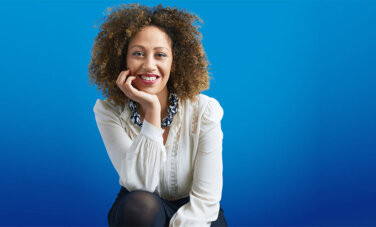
[116,70,162,128]
[116,69,160,109]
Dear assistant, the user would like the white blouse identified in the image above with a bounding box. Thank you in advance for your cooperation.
[93,94,224,226]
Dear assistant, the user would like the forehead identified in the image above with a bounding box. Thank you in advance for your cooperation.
[128,25,172,50]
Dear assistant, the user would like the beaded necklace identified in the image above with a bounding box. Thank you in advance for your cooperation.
[128,93,179,128]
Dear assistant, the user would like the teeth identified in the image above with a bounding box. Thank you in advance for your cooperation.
[140,76,157,81]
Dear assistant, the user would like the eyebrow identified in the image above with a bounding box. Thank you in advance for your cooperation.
[129,45,170,51]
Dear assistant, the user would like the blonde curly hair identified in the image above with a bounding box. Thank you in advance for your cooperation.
[88,3,210,107]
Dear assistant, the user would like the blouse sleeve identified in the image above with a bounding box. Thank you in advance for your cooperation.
[93,99,167,192]
[169,98,224,227]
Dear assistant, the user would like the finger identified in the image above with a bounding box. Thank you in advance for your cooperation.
[116,71,133,99]
[125,75,136,84]
[124,76,139,93]
[125,77,144,101]
[117,69,130,85]
[116,69,130,85]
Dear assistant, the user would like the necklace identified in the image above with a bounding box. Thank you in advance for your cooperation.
[128,93,179,128]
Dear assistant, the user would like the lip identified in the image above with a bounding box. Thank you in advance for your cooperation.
[138,74,160,85]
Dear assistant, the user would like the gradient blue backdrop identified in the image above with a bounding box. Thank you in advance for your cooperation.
[1,0,375,226]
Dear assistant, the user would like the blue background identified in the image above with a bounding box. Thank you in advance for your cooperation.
[1,0,375,226]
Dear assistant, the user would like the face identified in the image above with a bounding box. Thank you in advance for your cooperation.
[126,25,173,96]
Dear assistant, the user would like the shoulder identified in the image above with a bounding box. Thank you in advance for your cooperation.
[197,94,224,124]
[93,98,124,119]
[197,94,223,110]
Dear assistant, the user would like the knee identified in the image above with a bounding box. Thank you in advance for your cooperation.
[116,190,162,225]
[125,190,159,212]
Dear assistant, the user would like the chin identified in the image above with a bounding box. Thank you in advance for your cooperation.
[138,87,158,95]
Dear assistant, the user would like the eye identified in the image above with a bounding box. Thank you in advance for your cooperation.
[156,53,167,58]
[132,51,144,57]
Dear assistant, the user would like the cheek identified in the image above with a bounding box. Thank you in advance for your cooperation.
[162,61,173,74]
[126,59,139,74]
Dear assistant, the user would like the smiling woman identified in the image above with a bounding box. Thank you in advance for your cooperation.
[89,3,227,227]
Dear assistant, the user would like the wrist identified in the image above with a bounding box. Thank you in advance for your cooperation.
[147,101,161,111]
[144,104,161,129]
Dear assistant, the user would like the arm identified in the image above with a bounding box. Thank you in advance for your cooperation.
[169,98,224,226]
[94,99,166,192]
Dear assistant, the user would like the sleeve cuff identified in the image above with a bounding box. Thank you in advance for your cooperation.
[140,120,165,145]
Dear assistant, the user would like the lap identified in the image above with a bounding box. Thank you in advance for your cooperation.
[108,186,227,227]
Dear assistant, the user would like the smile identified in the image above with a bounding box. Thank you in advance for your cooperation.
[140,75,157,81]
[138,74,160,84]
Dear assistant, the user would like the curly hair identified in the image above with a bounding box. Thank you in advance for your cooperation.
[88,3,210,107]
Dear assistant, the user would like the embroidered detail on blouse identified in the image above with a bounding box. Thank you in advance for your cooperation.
[170,123,181,198]
[191,99,199,134]
[166,99,183,200]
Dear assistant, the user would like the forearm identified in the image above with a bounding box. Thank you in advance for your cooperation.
[121,120,166,191]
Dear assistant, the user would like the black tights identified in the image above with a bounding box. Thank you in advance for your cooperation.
[113,190,166,226]
[108,187,228,227]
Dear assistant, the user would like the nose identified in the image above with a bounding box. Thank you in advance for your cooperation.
[142,55,157,72]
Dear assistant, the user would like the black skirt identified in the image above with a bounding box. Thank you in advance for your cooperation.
[108,186,228,226]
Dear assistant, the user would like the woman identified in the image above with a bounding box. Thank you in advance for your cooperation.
[89,4,227,227]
